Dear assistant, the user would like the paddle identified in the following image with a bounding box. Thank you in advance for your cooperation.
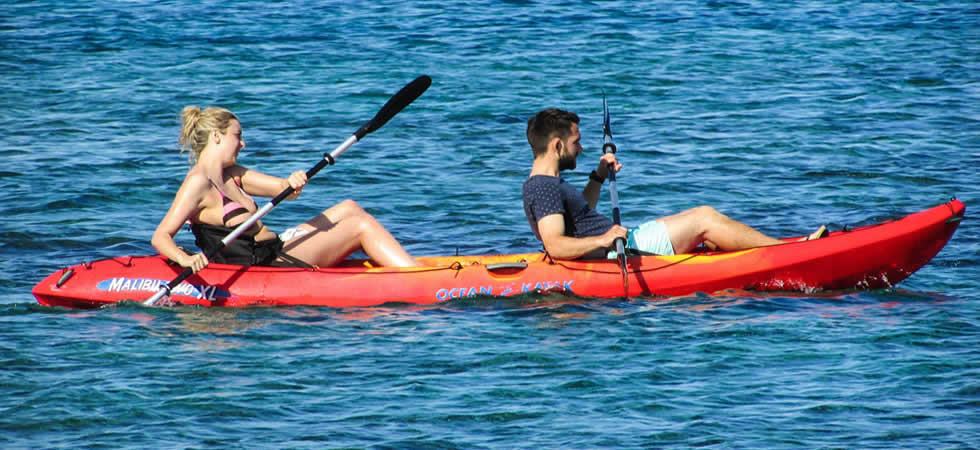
[142,75,433,307]
[602,93,629,297]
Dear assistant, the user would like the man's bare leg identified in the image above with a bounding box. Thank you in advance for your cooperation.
[659,206,824,254]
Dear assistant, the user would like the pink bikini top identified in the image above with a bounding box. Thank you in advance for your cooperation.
[212,178,256,227]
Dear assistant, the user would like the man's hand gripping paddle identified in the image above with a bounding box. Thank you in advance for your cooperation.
[142,75,432,307]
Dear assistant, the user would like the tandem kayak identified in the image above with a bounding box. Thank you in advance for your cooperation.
[33,200,965,309]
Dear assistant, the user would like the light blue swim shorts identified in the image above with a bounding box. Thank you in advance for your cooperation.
[607,219,675,258]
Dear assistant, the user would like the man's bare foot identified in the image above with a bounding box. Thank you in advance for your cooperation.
[802,225,828,241]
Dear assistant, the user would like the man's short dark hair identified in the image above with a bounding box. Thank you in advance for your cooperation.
[526,109,580,158]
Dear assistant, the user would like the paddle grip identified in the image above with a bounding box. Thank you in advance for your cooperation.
[602,141,617,155]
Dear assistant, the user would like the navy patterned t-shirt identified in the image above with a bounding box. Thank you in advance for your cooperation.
[522,175,613,241]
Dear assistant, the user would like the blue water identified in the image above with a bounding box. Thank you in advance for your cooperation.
[2,1,978,447]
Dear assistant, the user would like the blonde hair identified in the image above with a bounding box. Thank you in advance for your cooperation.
[178,106,239,162]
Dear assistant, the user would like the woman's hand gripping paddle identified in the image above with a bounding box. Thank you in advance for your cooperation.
[142,75,433,307]
[602,93,629,297]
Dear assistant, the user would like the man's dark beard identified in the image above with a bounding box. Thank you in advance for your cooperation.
[558,153,577,171]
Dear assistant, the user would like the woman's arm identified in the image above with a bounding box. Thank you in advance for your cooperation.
[237,166,307,199]
[151,173,210,272]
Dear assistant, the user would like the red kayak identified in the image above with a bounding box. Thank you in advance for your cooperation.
[33,200,965,309]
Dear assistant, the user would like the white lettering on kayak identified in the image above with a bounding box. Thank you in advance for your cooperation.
[521,280,574,293]
[435,285,493,301]
[97,278,229,300]
[434,280,573,300]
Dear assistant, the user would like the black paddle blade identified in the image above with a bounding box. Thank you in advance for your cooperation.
[601,92,616,154]
[355,75,432,139]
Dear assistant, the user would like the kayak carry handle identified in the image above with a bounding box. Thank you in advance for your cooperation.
[56,268,74,288]
[486,262,528,272]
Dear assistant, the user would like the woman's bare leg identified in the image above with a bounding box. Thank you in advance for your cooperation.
[282,200,420,267]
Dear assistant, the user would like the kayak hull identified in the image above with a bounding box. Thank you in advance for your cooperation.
[33,200,965,309]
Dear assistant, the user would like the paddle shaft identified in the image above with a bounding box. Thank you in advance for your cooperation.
[604,139,628,263]
[604,143,625,250]
[602,94,629,296]
[143,75,432,306]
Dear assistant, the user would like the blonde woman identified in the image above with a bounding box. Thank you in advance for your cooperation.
[152,106,421,272]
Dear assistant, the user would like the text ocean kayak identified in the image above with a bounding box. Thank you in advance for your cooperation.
[33,200,965,309]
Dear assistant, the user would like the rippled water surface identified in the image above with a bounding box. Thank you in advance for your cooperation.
[2,1,978,448]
